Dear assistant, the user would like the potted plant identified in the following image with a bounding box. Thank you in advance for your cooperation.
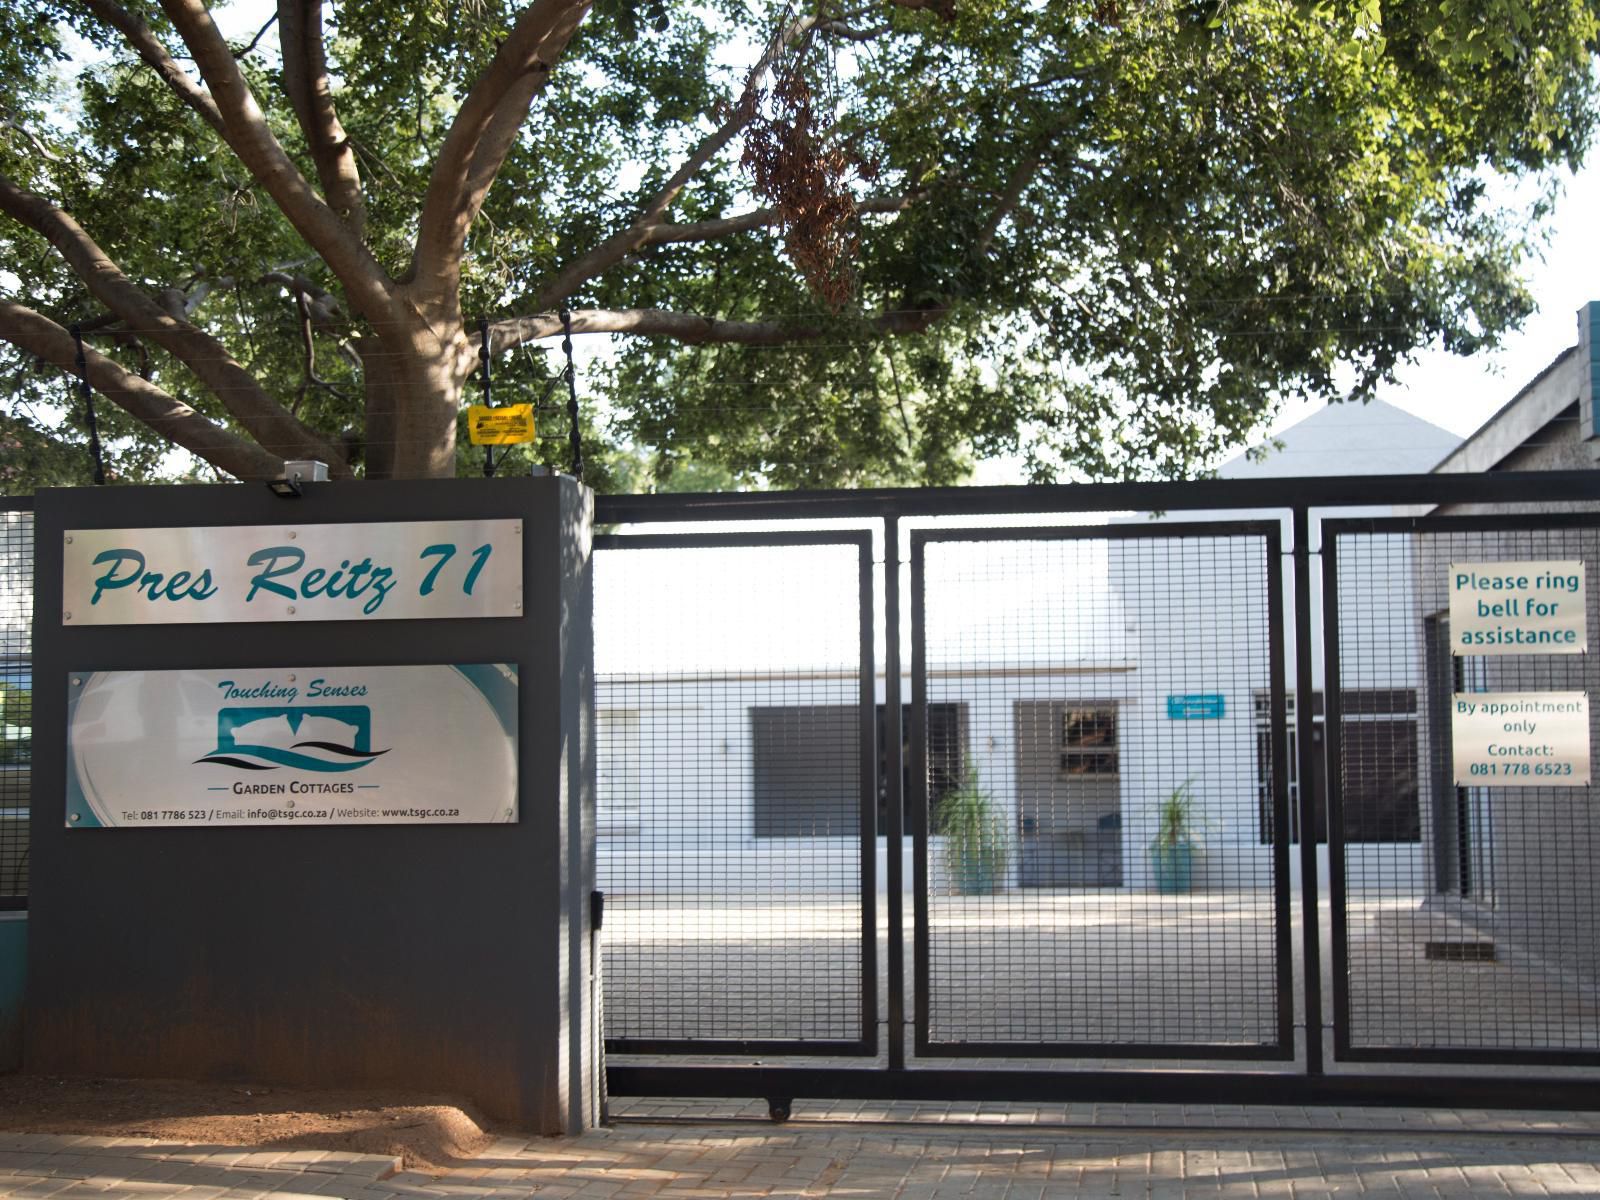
[1149,779,1198,894]
[935,771,1010,896]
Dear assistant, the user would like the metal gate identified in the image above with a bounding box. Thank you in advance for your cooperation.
[911,522,1291,1060]
[1325,512,1600,1068]
[0,498,31,915]
[9,478,1599,1109]
[593,530,878,1056]
[598,473,1600,1111]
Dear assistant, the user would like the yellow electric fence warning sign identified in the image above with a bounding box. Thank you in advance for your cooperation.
[468,404,535,445]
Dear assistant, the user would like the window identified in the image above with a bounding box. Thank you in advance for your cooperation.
[596,708,641,837]
[1061,706,1117,776]
[1255,690,1418,844]
[751,705,858,838]
[1339,689,1421,843]
[752,703,966,838]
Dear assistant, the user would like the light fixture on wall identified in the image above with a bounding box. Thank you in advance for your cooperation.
[268,459,329,499]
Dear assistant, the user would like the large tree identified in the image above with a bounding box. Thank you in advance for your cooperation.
[1,0,1597,491]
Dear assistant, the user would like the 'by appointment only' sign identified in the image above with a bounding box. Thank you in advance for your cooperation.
[61,519,522,624]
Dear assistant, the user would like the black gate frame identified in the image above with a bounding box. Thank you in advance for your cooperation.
[909,521,1294,1061]
[1323,509,1600,1069]
[595,470,1600,1110]
[594,529,880,1057]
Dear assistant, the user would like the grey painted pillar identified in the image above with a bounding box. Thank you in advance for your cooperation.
[26,476,596,1133]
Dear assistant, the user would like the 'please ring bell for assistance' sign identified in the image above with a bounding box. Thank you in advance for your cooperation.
[1448,561,1587,654]
[61,519,522,624]
[65,664,519,827]
[1452,692,1590,786]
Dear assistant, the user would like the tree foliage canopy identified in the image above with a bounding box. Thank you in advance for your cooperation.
[1,0,1597,492]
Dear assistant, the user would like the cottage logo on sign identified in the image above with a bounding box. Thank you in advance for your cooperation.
[67,664,518,827]
[195,704,390,773]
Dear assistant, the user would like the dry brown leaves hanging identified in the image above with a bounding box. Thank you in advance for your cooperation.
[741,66,860,309]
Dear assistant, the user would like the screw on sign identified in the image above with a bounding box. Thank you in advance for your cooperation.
[469,404,536,446]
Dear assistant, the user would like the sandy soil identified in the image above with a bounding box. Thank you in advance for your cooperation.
[0,1074,503,1170]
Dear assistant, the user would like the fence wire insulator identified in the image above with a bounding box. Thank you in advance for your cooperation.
[69,324,106,485]
[479,317,495,478]
[561,305,582,481]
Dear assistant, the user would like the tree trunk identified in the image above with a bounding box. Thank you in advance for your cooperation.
[358,320,476,479]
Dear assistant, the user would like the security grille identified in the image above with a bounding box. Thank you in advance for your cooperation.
[1327,518,1600,1061]
[0,502,31,909]
[594,532,874,1052]
[913,524,1290,1056]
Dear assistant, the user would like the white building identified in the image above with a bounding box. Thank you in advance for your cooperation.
[595,400,1462,897]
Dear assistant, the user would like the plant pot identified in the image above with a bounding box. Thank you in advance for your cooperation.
[949,852,999,896]
[1149,840,1194,894]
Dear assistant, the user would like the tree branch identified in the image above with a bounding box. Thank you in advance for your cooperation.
[78,0,226,133]
[530,12,817,309]
[643,193,915,246]
[258,270,346,329]
[235,10,279,58]
[492,308,799,349]
[489,302,949,353]
[290,290,348,412]
[0,173,351,472]
[975,154,1042,258]
[93,0,399,322]
[408,0,593,302]
[887,0,956,15]
[641,14,818,230]
[278,0,366,236]
[0,119,64,163]
[0,299,286,480]
[818,19,894,40]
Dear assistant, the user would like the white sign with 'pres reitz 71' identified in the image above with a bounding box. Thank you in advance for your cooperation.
[1452,692,1590,786]
[61,519,522,625]
[1449,561,1586,655]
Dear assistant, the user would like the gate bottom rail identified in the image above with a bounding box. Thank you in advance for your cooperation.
[606,1064,1600,1112]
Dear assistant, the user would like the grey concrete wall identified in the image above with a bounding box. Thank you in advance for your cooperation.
[1423,319,1600,981]
[1437,404,1600,517]
[26,477,595,1132]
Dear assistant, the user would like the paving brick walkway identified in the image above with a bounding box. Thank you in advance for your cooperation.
[6,1107,1600,1198]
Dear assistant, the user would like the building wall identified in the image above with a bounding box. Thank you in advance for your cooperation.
[596,523,1435,897]
[1408,524,1600,979]
[1437,403,1599,517]
[1421,303,1600,979]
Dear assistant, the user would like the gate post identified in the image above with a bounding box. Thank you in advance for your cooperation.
[1292,506,1325,1074]
[26,476,596,1133]
[883,516,906,1070]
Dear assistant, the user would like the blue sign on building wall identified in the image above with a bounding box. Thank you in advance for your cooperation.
[1167,693,1225,720]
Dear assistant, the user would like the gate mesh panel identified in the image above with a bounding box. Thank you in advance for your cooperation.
[918,531,1282,1051]
[595,539,867,1046]
[1332,525,1600,1055]
[0,505,31,907]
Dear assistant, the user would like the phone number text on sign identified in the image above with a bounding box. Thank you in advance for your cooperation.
[1451,692,1590,786]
